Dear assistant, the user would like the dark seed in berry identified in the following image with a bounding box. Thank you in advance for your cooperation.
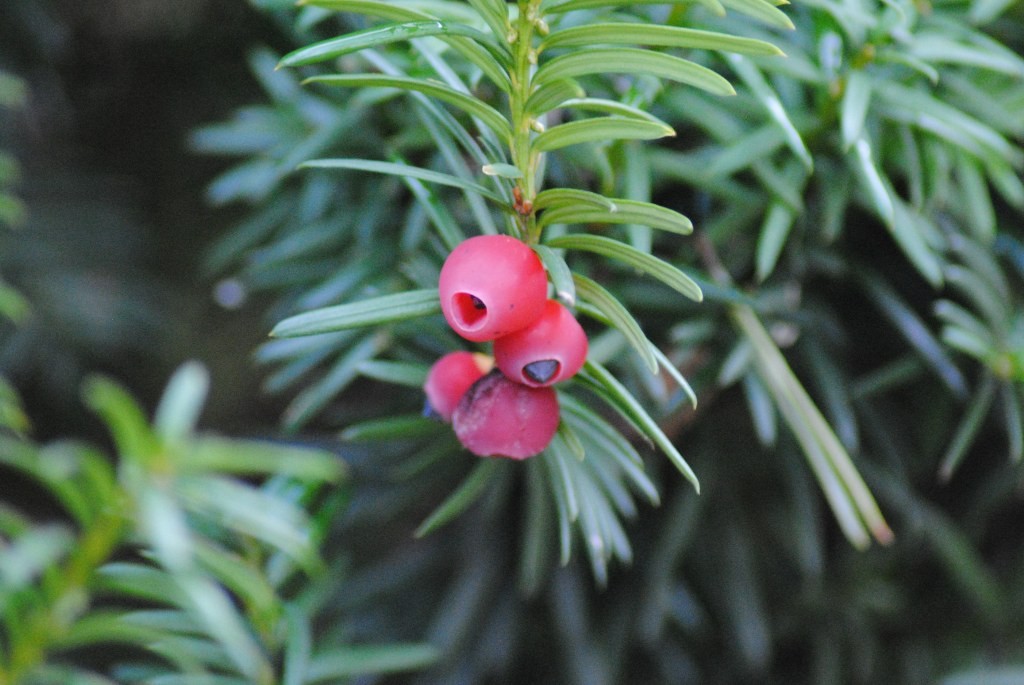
[523,359,559,384]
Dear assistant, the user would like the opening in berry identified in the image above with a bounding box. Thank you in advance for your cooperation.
[451,292,488,330]
[422,399,442,421]
[523,359,560,385]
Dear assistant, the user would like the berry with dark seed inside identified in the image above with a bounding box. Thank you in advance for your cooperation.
[422,351,493,422]
[493,299,588,387]
[452,369,559,459]
[438,235,548,342]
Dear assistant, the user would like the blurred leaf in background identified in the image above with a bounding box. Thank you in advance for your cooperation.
[0,361,439,684]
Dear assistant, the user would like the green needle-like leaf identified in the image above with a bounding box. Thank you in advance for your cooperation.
[0,282,29,324]
[937,373,999,482]
[578,360,700,492]
[466,0,508,41]
[559,97,671,125]
[732,305,893,547]
[573,273,659,374]
[284,333,386,430]
[54,611,168,652]
[278,20,508,68]
[754,201,796,282]
[183,437,344,481]
[649,342,698,409]
[82,376,160,466]
[862,272,967,397]
[546,0,726,14]
[877,81,1022,165]
[540,23,782,57]
[178,477,318,565]
[533,187,617,212]
[557,420,587,461]
[703,123,787,179]
[1003,385,1023,463]
[532,117,674,152]
[301,158,506,204]
[534,48,736,96]
[955,154,996,242]
[935,301,995,353]
[307,645,439,681]
[538,197,692,234]
[543,438,581,522]
[908,32,1024,77]
[282,605,314,685]
[852,137,894,226]
[305,0,476,23]
[481,162,522,178]
[178,574,275,683]
[720,0,794,29]
[415,460,502,537]
[546,234,703,302]
[340,415,445,442]
[537,447,576,563]
[0,524,74,587]
[356,359,429,387]
[400,163,469,251]
[270,289,441,337]
[840,70,872,151]
[890,200,944,288]
[533,244,577,306]
[306,74,511,143]
[524,79,586,116]
[559,394,647,473]
[727,54,811,171]
[153,362,210,443]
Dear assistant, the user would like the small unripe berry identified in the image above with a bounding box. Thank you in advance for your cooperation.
[494,299,588,387]
[438,235,548,342]
[452,370,559,459]
[423,351,493,422]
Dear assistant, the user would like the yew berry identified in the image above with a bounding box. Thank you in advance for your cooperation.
[438,235,548,342]
[493,299,588,387]
[423,351,493,423]
[452,369,560,459]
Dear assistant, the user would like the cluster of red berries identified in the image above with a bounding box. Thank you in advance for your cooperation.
[423,235,588,459]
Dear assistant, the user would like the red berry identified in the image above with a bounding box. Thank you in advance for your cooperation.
[494,299,588,387]
[423,351,493,422]
[452,370,560,459]
[438,235,548,342]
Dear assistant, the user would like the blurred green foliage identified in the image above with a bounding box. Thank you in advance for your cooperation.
[0,362,441,683]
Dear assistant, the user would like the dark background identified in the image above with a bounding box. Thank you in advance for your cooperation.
[1,0,292,439]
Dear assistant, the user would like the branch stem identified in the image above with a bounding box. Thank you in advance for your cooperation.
[510,0,544,242]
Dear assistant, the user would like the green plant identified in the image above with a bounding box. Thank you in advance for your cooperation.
[192,0,1024,682]
[0,363,435,684]
[199,0,892,581]
[649,0,1024,484]
[0,69,26,232]
[0,69,28,329]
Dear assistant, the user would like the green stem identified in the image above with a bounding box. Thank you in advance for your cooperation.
[509,0,543,242]
[5,505,128,683]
